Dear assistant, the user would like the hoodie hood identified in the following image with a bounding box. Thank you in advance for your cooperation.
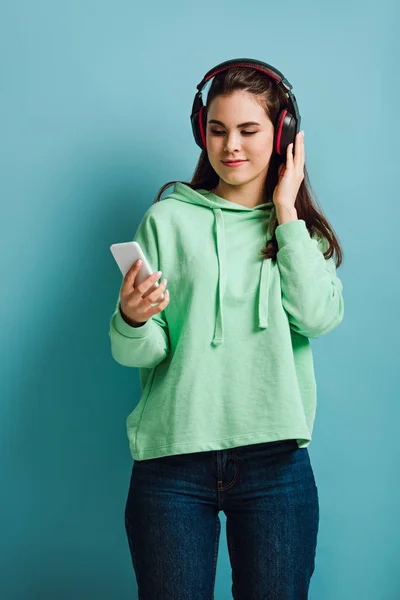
[166,182,276,346]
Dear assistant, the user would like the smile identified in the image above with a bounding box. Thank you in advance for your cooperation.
[222,160,247,167]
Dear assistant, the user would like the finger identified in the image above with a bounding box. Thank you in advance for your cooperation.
[143,278,168,304]
[122,259,143,292]
[298,131,305,171]
[295,131,301,158]
[146,288,170,317]
[156,288,170,311]
[135,270,163,297]
[286,142,294,167]
[294,131,303,170]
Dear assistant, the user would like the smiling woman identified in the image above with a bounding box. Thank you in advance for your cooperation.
[154,61,343,267]
[110,57,345,600]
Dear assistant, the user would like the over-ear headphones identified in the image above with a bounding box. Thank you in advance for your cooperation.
[190,58,301,160]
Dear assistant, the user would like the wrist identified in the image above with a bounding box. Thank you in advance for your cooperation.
[119,305,145,328]
[275,205,298,225]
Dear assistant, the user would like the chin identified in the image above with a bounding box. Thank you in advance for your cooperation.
[221,178,251,187]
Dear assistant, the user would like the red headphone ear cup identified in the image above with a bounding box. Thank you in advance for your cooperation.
[274,110,286,155]
[192,106,207,150]
[201,107,207,148]
[274,109,297,157]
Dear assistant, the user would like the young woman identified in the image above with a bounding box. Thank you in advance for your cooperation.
[109,58,344,599]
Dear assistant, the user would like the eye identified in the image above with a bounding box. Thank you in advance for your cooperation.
[210,130,257,136]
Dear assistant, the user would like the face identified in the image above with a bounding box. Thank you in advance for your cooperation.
[205,90,275,191]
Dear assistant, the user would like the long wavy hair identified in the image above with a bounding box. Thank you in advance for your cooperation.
[152,67,343,268]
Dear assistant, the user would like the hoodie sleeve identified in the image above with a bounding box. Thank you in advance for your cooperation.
[275,219,344,339]
[108,208,170,368]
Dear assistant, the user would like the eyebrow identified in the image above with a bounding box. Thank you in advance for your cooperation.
[208,120,261,128]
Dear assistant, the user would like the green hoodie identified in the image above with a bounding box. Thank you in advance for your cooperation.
[109,182,344,461]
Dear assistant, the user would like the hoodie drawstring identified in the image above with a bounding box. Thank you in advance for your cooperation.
[212,208,226,345]
[258,258,271,329]
[212,208,270,346]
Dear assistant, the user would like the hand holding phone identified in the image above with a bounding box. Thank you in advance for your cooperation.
[110,241,170,327]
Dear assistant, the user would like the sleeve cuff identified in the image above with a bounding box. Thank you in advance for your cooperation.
[275,219,310,249]
[112,304,153,339]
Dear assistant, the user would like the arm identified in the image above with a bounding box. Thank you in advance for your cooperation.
[275,219,344,339]
[108,208,170,368]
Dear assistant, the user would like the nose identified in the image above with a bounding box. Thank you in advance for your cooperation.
[224,132,242,153]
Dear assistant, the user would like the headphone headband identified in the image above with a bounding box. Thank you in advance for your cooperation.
[194,58,301,127]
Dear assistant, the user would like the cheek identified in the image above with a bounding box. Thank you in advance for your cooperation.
[244,142,273,168]
[206,136,220,155]
[252,135,273,154]
[206,140,222,166]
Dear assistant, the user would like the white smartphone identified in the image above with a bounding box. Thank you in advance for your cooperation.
[110,241,165,301]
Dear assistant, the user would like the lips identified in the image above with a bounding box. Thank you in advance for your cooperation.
[222,160,247,164]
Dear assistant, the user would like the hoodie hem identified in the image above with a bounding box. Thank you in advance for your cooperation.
[129,429,312,461]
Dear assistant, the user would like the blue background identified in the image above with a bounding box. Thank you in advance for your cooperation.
[1,0,398,598]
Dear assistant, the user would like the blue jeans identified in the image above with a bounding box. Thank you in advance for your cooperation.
[124,439,319,599]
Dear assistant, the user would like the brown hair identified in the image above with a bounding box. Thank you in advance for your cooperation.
[152,67,343,268]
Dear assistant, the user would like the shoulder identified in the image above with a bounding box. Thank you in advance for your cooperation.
[140,196,184,227]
